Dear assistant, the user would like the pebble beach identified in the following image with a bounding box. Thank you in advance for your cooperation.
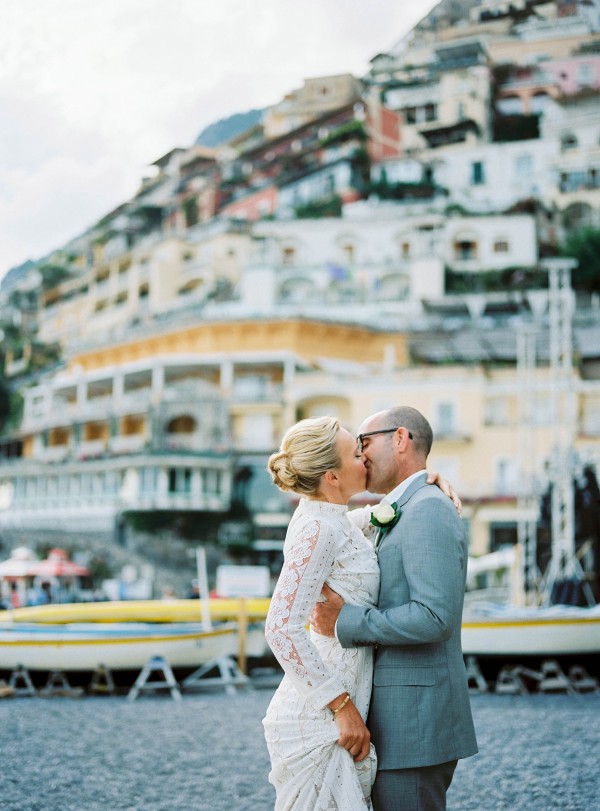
[1,686,598,811]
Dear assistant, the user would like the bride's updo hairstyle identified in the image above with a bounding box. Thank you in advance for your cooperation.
[268,416,340,496]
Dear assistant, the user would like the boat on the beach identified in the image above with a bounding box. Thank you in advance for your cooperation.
[0,595,272,673]
[0,596,271,625]
[461,603,600,658]
[0,620,242,672]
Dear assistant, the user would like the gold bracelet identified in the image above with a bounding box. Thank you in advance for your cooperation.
[331,694,351,715]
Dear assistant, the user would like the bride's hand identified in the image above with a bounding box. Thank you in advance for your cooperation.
[332,700,371,762]
[427,471,462,514]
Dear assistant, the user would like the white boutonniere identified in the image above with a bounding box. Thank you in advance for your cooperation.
[369,502,401,535]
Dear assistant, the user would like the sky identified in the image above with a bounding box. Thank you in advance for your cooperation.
[0,0,439,282]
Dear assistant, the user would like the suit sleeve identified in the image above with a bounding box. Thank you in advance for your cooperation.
[337,495,467,648]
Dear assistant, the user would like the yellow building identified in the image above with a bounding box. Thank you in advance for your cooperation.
[1,307,599,575]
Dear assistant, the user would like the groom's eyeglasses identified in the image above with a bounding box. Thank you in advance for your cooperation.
[357,428,413,453]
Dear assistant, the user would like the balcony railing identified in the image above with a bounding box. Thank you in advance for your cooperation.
[76,439,107,459]
[109,435,147,454]
[41,446,70,463]
[433,425,472,442]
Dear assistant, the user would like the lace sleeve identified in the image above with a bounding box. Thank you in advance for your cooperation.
[265,516,346,708]
[348,505,378,542]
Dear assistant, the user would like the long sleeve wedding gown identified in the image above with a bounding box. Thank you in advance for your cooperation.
[263,498,380,810]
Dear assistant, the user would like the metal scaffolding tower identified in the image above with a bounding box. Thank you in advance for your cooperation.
[516,324,540,604]
[539,259,595,606]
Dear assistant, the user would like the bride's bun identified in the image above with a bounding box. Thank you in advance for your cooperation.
[268,416,340,496]
[268,451,298,492]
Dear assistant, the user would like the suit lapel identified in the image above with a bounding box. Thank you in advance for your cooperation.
[375,473,429,553]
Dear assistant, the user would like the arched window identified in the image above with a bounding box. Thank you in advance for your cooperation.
[563,202,593,232]
[452,232,479,261]
[166,416,196,434]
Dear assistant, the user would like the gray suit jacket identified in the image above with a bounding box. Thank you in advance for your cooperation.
[337,472,478,770]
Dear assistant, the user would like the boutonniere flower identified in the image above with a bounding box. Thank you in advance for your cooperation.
[370,502,401,534]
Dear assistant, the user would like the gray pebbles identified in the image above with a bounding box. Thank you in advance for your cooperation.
[1,687,598,811]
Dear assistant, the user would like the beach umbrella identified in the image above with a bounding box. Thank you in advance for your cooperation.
[0,547,39,578]
[29,548,90,578]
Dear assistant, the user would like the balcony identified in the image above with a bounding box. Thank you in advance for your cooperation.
[76,439,107,459]
[231,380,284,403]
[109,435,147,454]
[433,425,472,442]
[558,177,600,193]
[41,446,70,463]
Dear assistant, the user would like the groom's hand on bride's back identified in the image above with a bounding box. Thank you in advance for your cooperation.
[310,584,344,637]
[427,471,462,514]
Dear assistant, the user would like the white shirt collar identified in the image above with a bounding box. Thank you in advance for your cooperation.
[381,469,427,506]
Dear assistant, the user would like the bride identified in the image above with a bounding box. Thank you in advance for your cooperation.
[263,416,378,810]
[263,416,456,810]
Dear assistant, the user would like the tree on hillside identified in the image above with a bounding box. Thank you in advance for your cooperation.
[561,228,600,293]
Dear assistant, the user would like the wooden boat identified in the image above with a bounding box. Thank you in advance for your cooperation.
[0,597,271,625]
[461,604,600,658]
[0,621,241,672]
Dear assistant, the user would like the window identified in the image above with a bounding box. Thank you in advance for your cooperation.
[282,247,296,266]
[425,103,437,122]
[168,468,191,494]
[493,238,509,253]
[495,458,518,495]
[140,467,158,495]
[515,153,533,180]
[239,413,274,449]
[342,243,355,264]
[471,161,485,185]
[453,238,478,261]
[405,107,417,124]
[577,63,594,87]
[561,133,578,151]
[484,396,509,426]
[490,522,518,551]
[436,402,456,436]
[401,241,411,259]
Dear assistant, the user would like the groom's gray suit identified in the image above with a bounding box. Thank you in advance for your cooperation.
[337,472,477,807]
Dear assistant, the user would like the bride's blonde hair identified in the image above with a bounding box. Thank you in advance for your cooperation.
[268,416,340,495]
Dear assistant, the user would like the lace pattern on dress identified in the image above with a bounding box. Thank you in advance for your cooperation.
[265,517,341,699]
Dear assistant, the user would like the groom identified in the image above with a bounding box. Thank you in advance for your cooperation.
[311,406,477,811]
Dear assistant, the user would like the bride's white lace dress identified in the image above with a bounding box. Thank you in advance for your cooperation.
[263,498,380,810]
